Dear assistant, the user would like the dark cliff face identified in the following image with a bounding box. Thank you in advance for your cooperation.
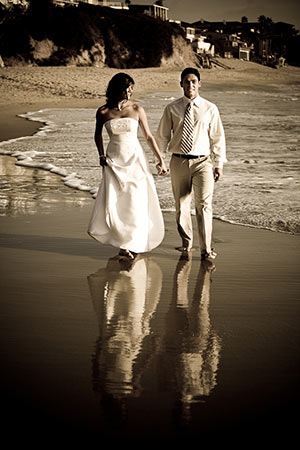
[0,3,192,68]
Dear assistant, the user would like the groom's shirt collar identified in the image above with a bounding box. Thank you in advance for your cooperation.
[183,95,201,108]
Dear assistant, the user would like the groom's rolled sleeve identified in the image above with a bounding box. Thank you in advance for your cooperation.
[155,106,172,153]
[209,106,227,169]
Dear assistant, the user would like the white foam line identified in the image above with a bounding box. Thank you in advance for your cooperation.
[0,110,98,198]
[0,135,34,148]
[213,215,295,235]
[0,111,55,150]
[1,152,97,198]
[50,166,68,177]
[15,159,55,171]
[161,207,175,213]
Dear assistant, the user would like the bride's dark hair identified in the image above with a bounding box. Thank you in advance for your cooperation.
[106,72,135,108]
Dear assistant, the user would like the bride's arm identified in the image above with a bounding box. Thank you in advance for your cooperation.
[137,105,169,176]
[94,109,107,167]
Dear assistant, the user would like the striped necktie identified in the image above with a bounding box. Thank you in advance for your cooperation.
[181,102,194,154]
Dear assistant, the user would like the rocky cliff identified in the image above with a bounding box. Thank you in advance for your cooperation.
[0,2,198,68]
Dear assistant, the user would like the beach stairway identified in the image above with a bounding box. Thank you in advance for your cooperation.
[195,53,232,69]
[210,58,232,69]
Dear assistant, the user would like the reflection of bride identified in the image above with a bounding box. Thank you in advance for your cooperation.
[160,255,221,419]
[88,256,162,403]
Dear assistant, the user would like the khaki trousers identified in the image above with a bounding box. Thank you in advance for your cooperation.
[170,155,214,252]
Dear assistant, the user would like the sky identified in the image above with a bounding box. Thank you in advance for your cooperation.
[135,0,300,30]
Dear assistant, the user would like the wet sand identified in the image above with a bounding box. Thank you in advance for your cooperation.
[1,62,300,443]
[1,197,299,443]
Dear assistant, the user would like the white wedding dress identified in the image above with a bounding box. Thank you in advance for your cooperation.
[88,117,164,253]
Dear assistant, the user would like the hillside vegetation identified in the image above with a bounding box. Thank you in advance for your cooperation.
[0,2,197,67]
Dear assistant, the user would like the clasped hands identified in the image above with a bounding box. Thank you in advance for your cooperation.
[156,162,169,176]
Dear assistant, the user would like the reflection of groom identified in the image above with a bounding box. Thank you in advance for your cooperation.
[159,254,221,419]
[156,67,227,260]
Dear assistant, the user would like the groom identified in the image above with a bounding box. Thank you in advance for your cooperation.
[155,67,227,260]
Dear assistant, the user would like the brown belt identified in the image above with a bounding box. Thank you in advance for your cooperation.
[173,153,206,160]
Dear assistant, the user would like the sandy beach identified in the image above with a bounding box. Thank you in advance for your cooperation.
[1,59,300,140]
[1,60,300,442]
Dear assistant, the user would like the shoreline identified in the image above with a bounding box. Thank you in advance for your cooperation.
[1,60,300,142]
[1,62,300,235]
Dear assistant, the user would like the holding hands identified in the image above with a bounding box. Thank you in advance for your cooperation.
[156,161,169,176]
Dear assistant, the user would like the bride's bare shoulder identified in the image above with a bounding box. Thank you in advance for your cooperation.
[132,101,141,109]
[96,105,109,122]
[132,102,145,114]
[97,104,108,114]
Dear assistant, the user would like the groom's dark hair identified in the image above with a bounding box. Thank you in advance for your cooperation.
[180,67,201,82]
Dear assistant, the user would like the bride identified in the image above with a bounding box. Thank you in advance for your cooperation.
[88,72,169,260]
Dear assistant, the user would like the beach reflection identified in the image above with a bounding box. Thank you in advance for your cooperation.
[88,253,221,431]
[0,155,89,216]
[161,254,221,423]
[88,255,162,420]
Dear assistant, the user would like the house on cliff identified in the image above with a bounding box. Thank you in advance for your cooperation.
[0,0,169,20]
[127,3,169,21]
[53,1,169,20]
[53,0,129,8]
[53,0,169,18]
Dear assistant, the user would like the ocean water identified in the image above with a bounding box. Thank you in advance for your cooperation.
[0,82,299,233]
